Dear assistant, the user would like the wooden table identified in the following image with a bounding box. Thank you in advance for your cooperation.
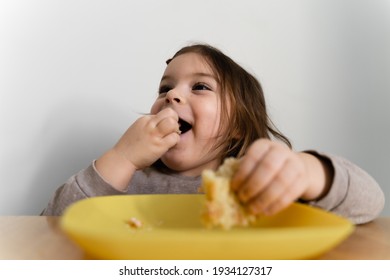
[0,216,389,260]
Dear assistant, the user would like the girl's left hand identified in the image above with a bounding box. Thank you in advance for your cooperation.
[231,139,329,216]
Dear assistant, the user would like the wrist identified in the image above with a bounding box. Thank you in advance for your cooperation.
[95,148,137,191]
[298,152,332,201]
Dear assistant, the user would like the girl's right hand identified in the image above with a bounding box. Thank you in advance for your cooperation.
[113,107,181,170]
[95,108,180,191]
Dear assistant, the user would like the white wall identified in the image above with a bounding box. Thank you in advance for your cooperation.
[1,0,389,215]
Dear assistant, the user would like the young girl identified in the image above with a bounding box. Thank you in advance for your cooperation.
[42,44,385,224]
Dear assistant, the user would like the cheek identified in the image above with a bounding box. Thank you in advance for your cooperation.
[197,103,222,136]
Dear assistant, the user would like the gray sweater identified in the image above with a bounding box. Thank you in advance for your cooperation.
[41,151,385,224]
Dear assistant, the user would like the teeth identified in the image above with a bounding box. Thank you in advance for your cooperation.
[176,129,181,135]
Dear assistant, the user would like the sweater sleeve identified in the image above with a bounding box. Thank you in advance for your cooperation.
[41,162,124,216]
[304,151,385,224]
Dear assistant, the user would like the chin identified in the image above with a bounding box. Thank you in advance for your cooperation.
[160,156,187,170]
[159,157,198,176]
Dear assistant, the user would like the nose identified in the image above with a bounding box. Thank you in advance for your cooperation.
[165,89,185,104]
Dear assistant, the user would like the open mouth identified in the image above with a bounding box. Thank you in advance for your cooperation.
[178,118,192,134]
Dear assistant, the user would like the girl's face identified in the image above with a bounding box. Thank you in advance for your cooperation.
[150,53,224,176]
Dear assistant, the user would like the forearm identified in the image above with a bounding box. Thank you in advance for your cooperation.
[301,151,385,224]
[41,163,125,216]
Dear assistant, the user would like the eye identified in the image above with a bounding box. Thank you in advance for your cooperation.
[192,83,211,91]
[158,85,171,95]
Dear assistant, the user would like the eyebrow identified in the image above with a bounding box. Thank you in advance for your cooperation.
[160,72,217,82]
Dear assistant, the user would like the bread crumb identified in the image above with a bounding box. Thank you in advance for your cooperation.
[126,217,143,228]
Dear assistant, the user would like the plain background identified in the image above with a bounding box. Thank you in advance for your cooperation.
[1,0,389,216]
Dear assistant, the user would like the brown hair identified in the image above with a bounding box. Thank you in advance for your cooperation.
[167,44,291,162]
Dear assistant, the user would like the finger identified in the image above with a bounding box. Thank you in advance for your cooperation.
[261,175,305,216]
[236,145,288,203]
[231,139,271,191]
[153,107,179,124]
[155,116,180,137]
[161,131,181,149]
[247,159,301,214]
[247,179,285,215]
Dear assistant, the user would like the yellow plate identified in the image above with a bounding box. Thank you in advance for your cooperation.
[60,194,354,260]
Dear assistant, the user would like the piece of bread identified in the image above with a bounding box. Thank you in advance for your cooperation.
[201,157,256,229]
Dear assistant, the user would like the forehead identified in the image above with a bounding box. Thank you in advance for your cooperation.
[163,53,214,77]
